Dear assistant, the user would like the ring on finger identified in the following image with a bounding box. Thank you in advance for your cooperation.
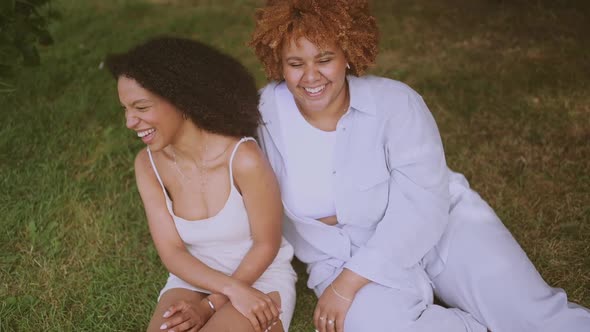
[319,316,326,321]
[328,319,334,325]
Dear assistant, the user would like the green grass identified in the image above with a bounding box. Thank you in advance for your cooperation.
[1,0,588,330]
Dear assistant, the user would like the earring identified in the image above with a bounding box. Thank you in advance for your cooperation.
[346,63,351,69]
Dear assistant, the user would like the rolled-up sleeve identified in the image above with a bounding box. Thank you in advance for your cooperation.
[344,91,450,286]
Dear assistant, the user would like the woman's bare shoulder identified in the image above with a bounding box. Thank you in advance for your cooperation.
[231,139,268,177]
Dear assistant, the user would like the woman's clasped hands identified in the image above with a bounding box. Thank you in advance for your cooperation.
[225,281,282,332]
[158,297,215,332]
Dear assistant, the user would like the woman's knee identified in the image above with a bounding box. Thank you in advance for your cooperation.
[446,215,530,279]
[200,292,284,332]
[200,307,254,332]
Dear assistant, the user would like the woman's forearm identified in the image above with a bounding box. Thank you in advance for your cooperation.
[232,241,280,285]
[201,242,280,309]
[160,248,238,295]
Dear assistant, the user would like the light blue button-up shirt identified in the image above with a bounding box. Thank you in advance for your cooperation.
[258,75,466,292]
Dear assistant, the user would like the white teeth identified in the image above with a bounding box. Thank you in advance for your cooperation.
[304,85,325,94]
[137,128,155,138]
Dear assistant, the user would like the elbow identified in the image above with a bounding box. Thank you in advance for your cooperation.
[157,244,187,273]
[252,239,281,259]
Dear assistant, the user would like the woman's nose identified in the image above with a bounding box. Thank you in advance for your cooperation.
[125,113,140,129]
[303,64,320,83]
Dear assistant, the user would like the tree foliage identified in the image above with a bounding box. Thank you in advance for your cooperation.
[0,0,57,90]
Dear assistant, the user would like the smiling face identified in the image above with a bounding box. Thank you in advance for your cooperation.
[117,76,184,151]
[281,37,349,117]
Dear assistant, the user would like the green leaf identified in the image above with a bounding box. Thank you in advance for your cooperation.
[0,0,15,16]
[28,15,48,30]
[37,28,53,46]
[0,44,22,63]
[21,295,37,306]
[27,0,50,7]
[23,51,40,66]
[47,8,61,20]
[27,220,38,243]
[14,0,35,16]
[0,79,16,94]
[0,63,15,78]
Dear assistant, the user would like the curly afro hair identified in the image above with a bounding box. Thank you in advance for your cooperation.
[105,36,260,138]
[249,0,379,81]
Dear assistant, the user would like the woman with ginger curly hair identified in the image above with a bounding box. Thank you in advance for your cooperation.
[249,1,590,331]
[105,37,296,332]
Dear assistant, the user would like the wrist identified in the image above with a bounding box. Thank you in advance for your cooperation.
[332,269,370,298]
[330,283,353,302]
[207,293,229,309]
[220,279,244,298]
[199,297,215,316]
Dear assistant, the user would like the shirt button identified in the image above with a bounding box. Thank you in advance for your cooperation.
[332,171,336,175]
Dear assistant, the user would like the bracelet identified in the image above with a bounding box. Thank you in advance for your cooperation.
[206,297,216,312]
[330,284,353,302]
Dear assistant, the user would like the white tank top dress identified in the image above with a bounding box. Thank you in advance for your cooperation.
[147,137,297,331]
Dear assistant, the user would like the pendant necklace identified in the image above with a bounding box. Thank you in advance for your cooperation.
[171,136,231,193]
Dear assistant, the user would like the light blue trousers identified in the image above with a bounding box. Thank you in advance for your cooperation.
[429,193,590,332]
[315,193,590,332]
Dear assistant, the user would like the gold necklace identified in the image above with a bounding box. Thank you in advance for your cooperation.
[171,137,231,193]
[171,148,193,182]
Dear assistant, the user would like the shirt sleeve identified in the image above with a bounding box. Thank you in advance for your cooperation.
[344,91,450,285]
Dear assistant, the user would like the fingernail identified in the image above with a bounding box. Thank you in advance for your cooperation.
[163,310,171,318]
[160,323,167,330]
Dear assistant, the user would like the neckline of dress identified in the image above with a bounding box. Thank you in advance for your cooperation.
[166,184,242,223]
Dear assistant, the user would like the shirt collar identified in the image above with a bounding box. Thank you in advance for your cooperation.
[347,75,376,116]
[259,82,280,125]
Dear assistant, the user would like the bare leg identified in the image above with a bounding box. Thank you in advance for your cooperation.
[200,292,284,332]
[146,288,207,332]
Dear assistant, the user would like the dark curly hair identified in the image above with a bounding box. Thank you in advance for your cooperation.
[105,36,260,138]
[249,0,379,81]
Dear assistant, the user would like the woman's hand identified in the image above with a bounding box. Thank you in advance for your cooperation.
[159,297,214,332]
[224,281,281,332]
[313,283,353,332]
[313,269,369,332]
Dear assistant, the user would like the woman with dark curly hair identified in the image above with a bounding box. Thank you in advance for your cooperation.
[105,36,296,332]
[249,1,590,332]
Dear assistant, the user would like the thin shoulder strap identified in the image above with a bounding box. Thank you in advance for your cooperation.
[229,137,256,186]
[146,147,167,193]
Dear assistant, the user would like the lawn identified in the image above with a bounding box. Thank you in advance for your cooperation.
[1,0,588,330]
